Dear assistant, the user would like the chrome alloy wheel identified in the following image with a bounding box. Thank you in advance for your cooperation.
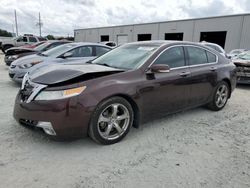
[215,84,228,108]
[97,103,130,140]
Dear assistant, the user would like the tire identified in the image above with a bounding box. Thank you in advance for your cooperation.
[88,97,134,145]
[207,81,230,111]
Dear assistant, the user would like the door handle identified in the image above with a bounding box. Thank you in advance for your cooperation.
[179,71,190,77]
[210,67,217,71]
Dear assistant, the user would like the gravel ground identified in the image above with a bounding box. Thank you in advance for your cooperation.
[0,52,249,188]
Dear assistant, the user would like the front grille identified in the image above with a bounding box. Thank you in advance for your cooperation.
[19,119,38,127]
[9,73,15,78]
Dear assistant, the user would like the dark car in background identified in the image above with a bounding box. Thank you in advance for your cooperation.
[13,41,237,144]
[232,51,250,84]
[5,40,71,66]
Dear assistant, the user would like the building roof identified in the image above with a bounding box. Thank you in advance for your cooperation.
[74,13,250,31]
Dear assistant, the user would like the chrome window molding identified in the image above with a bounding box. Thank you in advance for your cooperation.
[146,44,219,71]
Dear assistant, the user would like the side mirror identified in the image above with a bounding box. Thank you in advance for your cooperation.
[62,52,73,58]
[150,64,170,73]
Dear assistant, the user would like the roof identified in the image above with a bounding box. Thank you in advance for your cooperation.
[74,13,250,31]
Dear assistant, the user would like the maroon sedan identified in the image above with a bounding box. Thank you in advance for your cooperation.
[13,41,237,144]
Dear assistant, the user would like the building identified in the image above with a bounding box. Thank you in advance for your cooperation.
[74,13,250,52]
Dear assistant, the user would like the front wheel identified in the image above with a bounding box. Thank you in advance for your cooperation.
[88,97,134,145]
[207,81,230,111]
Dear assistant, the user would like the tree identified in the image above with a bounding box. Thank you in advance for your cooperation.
[46,35,55,40]
[0,29,13,37]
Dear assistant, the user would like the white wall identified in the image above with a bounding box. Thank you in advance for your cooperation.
[193,16,243,52]
[159,20,194,41]
[74,14,250,51]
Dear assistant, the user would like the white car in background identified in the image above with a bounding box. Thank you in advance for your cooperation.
[228,49,247,59]
[201,42,227,57]
[100,41,117,47]
[9,42,112,83]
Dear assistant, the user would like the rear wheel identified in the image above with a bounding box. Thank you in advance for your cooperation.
[88,97,134,145]
[207,81,229,111]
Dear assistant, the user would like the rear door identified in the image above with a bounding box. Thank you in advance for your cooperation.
[185,46,218,106]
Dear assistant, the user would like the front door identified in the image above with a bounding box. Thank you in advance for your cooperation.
[139,46,191,119]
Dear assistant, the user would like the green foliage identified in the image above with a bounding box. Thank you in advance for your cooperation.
[0,29,13,37]
[46,35,55,40]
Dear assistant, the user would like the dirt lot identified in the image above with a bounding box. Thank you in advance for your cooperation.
[0,53,249,188]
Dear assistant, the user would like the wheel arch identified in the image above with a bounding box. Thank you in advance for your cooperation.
[98,93,141,128]
[222,78,232,98]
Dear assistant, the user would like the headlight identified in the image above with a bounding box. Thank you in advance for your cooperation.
[18,61,43,69]
[9,55,19,59]
[35,86,86,100]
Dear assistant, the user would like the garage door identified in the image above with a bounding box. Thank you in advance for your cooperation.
[117,35,128,45]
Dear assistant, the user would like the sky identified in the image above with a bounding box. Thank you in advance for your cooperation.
[0,0,250,37]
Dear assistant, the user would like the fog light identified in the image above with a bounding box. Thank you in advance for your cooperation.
[37,122,56,136]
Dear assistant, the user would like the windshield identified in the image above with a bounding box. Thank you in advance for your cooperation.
[41,44,77,57]
[238,52,250,60]
[92,44,160,70]
[34,42,51,51]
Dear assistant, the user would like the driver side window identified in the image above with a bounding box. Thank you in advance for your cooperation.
[68,46,93,57]
[154,46,185,68]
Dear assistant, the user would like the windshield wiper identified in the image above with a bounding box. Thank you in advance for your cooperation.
[95,63,113,67]
[85,60,93,64]
[37,53,47,57]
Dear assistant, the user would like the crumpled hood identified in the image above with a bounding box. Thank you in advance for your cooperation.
[29,64,123,85]
[11,54,48,66]
[233,59,250,67]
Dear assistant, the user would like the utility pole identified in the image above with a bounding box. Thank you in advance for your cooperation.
[36,12,43,36]
[14,9,18,36]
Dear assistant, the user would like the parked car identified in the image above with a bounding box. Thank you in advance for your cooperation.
[13,41,237,144]
[5,40,71,66]
[232,51,250,84]
[100,41,117,47]
[227,49,247,59]
[201,42,227,57]
[1,34,47,53]
[19,41,46,49]
[9,43,111,83]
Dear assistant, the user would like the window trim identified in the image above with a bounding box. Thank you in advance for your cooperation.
[152,46,187,69]
[147,44,218,71]
[94,45,111,56]
[64,45,94,58]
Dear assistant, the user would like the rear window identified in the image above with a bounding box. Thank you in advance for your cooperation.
[206,51,217,63]
[187,46,208,65]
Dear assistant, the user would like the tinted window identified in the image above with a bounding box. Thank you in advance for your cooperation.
[96,47,110,56]
[43,43,61,51]
[29,37,37,42]
[206,51,216,63]
[69,46,93,57]
[187,46,208,65]
[154,47,185,68]
[23,37,28,42]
